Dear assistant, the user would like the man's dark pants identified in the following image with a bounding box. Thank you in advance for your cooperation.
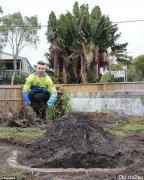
[29,91,50,120]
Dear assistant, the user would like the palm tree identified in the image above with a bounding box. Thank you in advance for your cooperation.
[46,1,128,84]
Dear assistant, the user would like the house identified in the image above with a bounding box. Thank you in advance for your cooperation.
[0,52,33,79]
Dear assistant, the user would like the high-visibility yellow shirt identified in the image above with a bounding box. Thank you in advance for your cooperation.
[23,72,56,94]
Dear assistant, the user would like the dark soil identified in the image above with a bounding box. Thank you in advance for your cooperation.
[1,112,144,180]
[19,113,140,169]
[0,111,41,127]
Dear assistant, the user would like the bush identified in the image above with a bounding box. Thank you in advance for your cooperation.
[100,72,115,82]
[126,55,144,82]
[46,88,72,120]
[14,72,28,84]
[126,65,139,82]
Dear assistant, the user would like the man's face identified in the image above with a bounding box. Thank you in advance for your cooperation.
[36,64,46,76]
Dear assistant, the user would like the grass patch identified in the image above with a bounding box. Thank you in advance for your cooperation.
[106,116,144,138]
[0,127,46,139]
[123,124,144,132]
[0,127,43,179]
[109,130,126,138]
[0,167,24,179]
[127,115,144,124]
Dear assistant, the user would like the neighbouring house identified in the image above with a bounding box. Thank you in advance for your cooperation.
[0,51,33,81]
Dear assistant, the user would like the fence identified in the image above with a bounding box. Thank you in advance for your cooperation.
[62,81,144,92]
[0,82,144,113]
[0,85,23,113]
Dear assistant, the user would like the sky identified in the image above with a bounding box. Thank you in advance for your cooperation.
[1,0,144,66]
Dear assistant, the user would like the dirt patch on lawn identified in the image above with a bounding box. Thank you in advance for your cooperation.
[0,112,144,180]
[17,112,144,180]
[19,113,135,169]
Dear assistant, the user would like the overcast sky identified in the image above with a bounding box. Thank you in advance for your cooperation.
[1,0,144,66]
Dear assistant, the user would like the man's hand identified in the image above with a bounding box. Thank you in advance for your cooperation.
[22,91,31,105]
[47,92,57,106]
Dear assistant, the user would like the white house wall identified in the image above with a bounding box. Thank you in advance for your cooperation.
[22,60,31,74]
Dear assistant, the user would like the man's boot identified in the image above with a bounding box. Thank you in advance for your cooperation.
[39,104,48,124]
[41,115,48,124]
[31,104,41,124]
[35,112,42,123]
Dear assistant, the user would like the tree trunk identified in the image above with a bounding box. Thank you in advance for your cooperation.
[93,45,99,82]
[71,60,78,79]
[52,34,60,82]
[101,51,109,69]
[62,55,67,84]
[54,51,59,81]
[80,43,87,83]
[11,72,16,85]
[11,55,17,85]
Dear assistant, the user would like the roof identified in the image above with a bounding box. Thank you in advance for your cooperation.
[0,51,32,67]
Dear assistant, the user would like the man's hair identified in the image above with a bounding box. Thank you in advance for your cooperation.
[37,61,46,65]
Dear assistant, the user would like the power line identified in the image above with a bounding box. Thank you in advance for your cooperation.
[113,19,144,23]
[1,19,144,28]
[0,25,42,27]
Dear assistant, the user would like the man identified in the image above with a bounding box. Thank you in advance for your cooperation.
[22,60,57,124]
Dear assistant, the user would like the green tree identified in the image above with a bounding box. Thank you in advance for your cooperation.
[126,65,138,82]
[46,1,128,84]
[2,12,41,84]
[127,55,144,81]
[0,7,7,52]
[133,55,144,79]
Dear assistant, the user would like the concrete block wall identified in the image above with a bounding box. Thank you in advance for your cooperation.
[70,91,144,116]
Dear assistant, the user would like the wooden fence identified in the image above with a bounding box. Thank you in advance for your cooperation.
[0,82,144,113]
[62,81,144,92]
[0,85,23,113]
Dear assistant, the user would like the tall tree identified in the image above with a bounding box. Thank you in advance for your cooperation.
[133,55,144,80]
[47,11,60,81]
[46,1,128,84]
[0,7,7,52]
[2,12,41,84]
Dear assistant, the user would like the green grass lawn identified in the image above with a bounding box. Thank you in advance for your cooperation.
[0,115,143,178]
[106,116,144,138]
[0,127,46,139]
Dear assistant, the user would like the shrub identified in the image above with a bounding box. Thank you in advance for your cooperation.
[14,72,28,84]
[46,87,72,120]
[100,72,115,82]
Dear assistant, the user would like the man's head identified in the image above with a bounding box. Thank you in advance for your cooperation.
[36,61,46,76]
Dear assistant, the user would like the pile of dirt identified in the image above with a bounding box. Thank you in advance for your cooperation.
[19,112,134,169]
